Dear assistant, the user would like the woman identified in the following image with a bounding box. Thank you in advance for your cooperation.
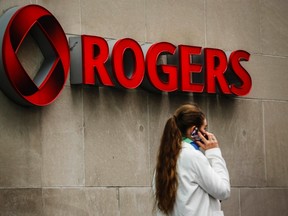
[154,103,230,216]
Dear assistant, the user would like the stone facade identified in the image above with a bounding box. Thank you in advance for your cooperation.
[0,0,288,215]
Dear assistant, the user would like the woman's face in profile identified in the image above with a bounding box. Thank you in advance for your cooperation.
[199,118,208,134]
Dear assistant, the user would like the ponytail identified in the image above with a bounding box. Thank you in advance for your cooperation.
[154,103,205,214]
[155,116,182,214]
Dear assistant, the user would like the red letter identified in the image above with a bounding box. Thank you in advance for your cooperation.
[112,38,145,89]
[205,48,231,94]
[229,50,252,96]
[179,45,203,92]
[82,35,113,86]
[146,42,177,92]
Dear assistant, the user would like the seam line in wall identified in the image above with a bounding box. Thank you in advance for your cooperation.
[262,101,268,185]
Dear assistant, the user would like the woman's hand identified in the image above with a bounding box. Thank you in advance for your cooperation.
[195,131,219,150]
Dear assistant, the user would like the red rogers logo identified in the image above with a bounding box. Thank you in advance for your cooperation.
[0,5,252,107]
[0,5,70,106]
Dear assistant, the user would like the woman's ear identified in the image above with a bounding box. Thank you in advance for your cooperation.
[187,126,196,136]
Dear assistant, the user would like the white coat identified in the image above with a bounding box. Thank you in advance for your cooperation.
[155,141,230,216]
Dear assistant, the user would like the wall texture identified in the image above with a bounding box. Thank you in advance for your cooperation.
[0,0,288,215]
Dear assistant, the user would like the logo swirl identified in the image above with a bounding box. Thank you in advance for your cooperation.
[0,5,70,106]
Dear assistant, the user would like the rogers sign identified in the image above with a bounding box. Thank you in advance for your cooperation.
[0,5,252,107]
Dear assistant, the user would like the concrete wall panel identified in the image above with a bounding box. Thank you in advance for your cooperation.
[221,188,240,216]
[261,0,288,56]
[0,92,41,188]
[0,189,42,215]
[208,98,265,186]
[84,88,150,186]
[206,0,261,53]
[146,0,205,45]
[240,188,288,216]
[244,55,288,101]
[119,187,154,216]
[41,87,84,186]
[42,130,85,187]
[43,188,119,216]
[81,0,146,41]
[264,101,288,187]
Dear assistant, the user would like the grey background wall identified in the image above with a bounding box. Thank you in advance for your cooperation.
[0,0,288,215]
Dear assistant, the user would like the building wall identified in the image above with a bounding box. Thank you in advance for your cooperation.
[0,0,288,215]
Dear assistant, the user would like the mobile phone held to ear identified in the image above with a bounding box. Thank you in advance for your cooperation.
[191,128,208,142]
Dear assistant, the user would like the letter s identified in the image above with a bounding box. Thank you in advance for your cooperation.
[229,50,252,96]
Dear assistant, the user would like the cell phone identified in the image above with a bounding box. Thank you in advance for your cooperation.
[191,128,208,142]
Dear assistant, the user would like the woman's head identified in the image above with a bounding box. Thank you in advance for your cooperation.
[154,103,206,214]
[174,103,206,136]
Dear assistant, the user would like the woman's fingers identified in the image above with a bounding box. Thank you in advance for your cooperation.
[197,131,208,143]
[196,131,219,150]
